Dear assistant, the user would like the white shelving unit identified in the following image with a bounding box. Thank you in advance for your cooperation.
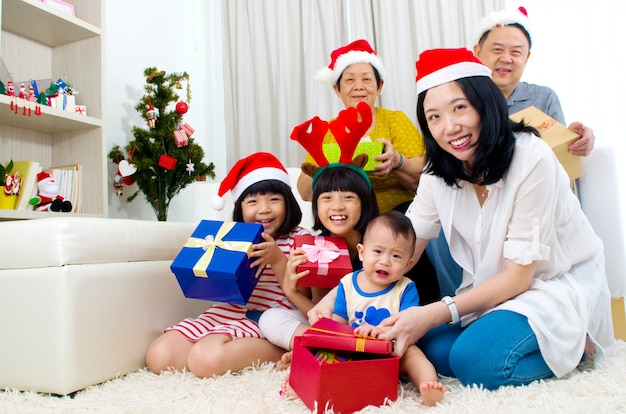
[0,0,105,219]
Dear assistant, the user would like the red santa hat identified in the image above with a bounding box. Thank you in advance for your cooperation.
[212,152,291,211]
[37,171,52,182]
[475,6,532,46]
[415,48,492,96]
[316,39,386,87]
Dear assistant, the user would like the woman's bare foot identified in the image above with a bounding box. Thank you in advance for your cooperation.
[276,351,292,371]
[279,372,297,399]
[584,335,597,360]
[419,381,446,407]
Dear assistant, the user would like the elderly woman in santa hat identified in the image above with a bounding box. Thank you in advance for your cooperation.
[296,39,425,216]
[312,48,614,390]
[296,39,441,305]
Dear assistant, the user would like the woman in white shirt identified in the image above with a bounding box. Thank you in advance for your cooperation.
[312,48,614,390]
[380,47,615,389]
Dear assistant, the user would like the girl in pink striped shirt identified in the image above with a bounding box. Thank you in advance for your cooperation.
[146,152,310,377]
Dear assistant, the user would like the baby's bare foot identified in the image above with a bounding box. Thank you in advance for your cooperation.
[419,381,446,407]
[276,351,293,371]
[279,372,297,400]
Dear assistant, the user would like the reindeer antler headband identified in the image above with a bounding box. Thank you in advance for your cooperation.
[290,101,373,190]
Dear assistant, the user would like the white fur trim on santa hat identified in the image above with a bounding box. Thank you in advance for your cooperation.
[211,167,291,211]
[316,50,386,87]
[416,61,491,96]
[475,7,533,46]
[231,166,290,201]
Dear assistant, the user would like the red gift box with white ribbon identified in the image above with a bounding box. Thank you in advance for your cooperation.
[294,235,352,288]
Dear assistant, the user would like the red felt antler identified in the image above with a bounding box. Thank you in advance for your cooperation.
[328,102,372,164]
[290,116,330,167]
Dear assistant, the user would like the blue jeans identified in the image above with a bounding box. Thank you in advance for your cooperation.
[425,228,462,297]
[418,310,554,390]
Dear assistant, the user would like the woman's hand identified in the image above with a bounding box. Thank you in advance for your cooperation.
[250,232,285,278]
[378,306,434,357]
[372,138,400,177]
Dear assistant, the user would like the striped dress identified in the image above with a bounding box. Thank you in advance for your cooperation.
[166,226,310,341]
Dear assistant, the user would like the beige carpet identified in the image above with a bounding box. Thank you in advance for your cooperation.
[2,340,626,414]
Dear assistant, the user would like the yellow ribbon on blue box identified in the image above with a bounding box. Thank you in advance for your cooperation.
[184,221,255,278]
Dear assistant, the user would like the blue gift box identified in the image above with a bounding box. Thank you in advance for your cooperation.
[170,220,264,305]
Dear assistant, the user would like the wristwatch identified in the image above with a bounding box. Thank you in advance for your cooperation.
[441,296,460,325]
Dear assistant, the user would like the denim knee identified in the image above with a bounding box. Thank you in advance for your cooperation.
[448,311,554,390]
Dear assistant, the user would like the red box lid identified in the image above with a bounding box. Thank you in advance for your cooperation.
[300,318,393,355]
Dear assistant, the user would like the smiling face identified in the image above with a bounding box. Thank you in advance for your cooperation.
[423,81,481,166]
[316,190,362,238]
[357,220,415,291]
[334,62,382,109]
[474,25,530,99]
[240,192,286,239]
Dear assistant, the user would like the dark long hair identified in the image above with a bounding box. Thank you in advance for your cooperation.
[311,166,379,233]
[232,180,302,238]
[416,76,538,187]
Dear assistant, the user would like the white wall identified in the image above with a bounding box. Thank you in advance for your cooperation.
[504,0,626,253]
[104,1,226,222]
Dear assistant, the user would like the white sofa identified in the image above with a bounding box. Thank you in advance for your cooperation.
[0,217,209,395]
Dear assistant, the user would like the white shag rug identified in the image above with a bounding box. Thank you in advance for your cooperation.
[2,340,626,414]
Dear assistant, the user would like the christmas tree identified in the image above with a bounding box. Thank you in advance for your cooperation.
[108,67,215,221]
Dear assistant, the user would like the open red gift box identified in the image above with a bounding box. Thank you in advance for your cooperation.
[294,235,352,288]
[289,318,399,414]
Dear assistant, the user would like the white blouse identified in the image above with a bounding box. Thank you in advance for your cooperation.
[406,132,614,378]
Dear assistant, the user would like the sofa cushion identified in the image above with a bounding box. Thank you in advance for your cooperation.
[1,217,196,269]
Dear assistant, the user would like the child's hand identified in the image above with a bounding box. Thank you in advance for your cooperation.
[250,232,286,278]
[308,311,325,325]
[281,248,310,295]
[354,324,384,338]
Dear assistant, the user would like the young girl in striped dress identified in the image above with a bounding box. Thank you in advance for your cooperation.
[146,152,310,377]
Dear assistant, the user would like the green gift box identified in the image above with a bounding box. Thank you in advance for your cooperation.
[323,141,383,171]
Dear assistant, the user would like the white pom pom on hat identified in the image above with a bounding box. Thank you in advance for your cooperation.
[475,6,533,46]
[316,39,386,87]
[211,152,291,211]
[415,48,492,96]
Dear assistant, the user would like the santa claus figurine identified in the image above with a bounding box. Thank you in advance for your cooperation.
[29,171,72,212]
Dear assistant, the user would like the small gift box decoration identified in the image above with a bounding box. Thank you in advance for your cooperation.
[180,123,195,137]
[290,317,399,414]
[158,154,177,170]
[295,235,352,288]
[323,140,383,172]
[170,220,264,304]
[75,105,87,116]
[173,123,195,148]
[173,129,188,148]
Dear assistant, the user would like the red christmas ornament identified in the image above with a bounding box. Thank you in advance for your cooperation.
[158,154,178,170]
[175,101,189,114]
